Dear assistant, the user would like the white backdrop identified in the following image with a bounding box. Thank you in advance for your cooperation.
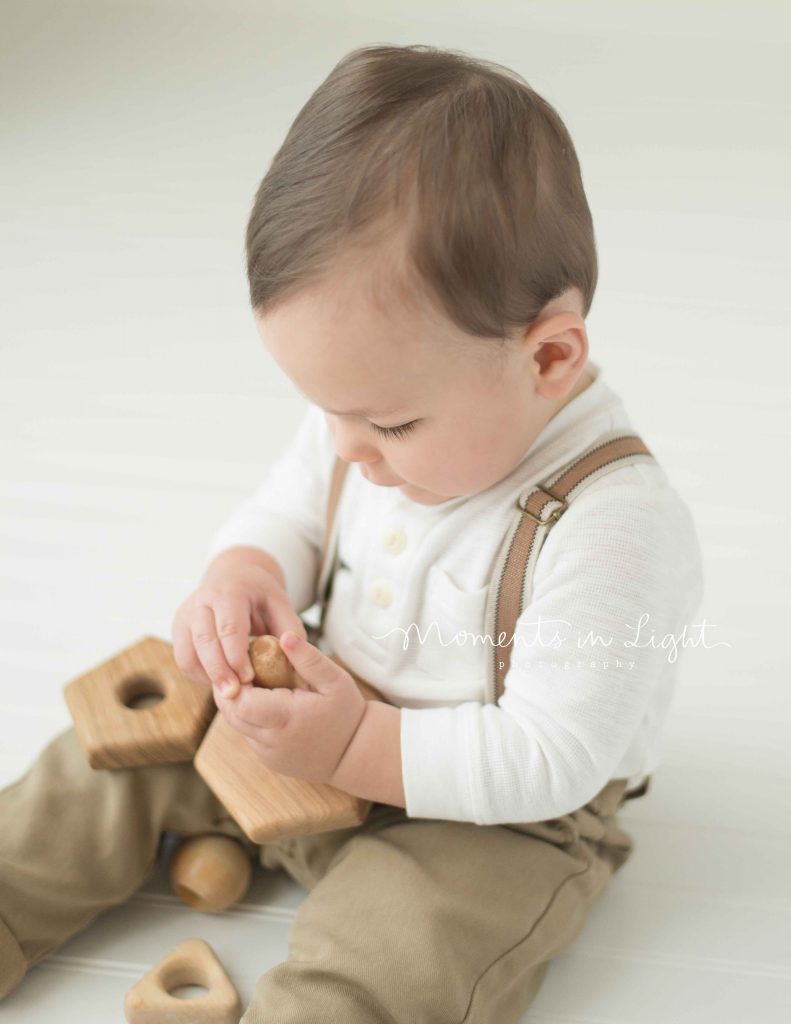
[2,2,789,1020]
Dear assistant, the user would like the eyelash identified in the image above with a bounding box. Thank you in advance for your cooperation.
[370,420,419,441]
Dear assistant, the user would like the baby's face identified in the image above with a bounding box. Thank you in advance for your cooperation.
[256,259,587,506]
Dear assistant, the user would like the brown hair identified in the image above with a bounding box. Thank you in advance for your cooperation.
[245,44,597,344]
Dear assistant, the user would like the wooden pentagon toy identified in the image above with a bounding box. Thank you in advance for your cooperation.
[123,937,241,1023]
[63,635,216,769]
[194,634,383,844]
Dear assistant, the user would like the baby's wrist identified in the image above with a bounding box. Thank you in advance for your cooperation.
[202,545,286,589]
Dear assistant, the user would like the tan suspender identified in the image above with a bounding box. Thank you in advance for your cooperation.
[311,430,659,801]
[313,457,352,639]
[483,430,656,704]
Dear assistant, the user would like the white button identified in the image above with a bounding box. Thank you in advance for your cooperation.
[380,526,407,554]
[371,580,393,607]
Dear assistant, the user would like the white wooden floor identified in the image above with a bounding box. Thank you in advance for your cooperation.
[2,2,789,1021]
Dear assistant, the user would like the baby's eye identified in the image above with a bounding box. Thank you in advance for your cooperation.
[370,420,419,441]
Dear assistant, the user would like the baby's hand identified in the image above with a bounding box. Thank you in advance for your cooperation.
[212,630,367,786]
[171,546,307,699]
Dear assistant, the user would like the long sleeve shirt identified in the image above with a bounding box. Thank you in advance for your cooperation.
[203,359,704,824]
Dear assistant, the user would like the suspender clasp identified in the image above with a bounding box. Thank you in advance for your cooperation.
[516,484,568,526]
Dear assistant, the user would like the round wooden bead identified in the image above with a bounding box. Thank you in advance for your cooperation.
[249,634,296,689]
[169,834,253,913]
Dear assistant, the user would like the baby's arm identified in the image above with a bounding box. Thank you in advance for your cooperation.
[204,544,288,591]
[203,403,335,615]
[399,482,704,825]
[173,404,335,694]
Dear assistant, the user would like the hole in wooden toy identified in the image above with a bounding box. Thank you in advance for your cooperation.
[118,673,165,710]
[172,882,214,912]
[168,982,210,1000]
[162,962,210,999]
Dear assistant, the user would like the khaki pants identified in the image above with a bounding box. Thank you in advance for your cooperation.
[0,724,636,1022]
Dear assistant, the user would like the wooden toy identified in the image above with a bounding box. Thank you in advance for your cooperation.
[169,834,253,913]
[123,937,241,1023]
[63,632,387,843]
[193,634,386,844]
[248,632,297,688]
[63,635,215,769]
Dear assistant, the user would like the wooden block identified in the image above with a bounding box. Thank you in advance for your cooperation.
[63,635,216,769]
[123,937,241,1023]
[194,713,372,843]
[193,636,385,844]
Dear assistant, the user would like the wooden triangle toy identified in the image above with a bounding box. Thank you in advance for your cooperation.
[123,937,241,1023]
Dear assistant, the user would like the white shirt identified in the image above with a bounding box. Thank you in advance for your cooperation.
[204,360,704,824]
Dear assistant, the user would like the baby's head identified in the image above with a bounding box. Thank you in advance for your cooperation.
[246,45,596,505]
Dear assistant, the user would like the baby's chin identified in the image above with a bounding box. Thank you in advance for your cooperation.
[359,465,466,505]
[398,481,464,506]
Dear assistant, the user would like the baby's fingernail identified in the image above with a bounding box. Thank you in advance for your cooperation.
[219,680,237,697]
[240,662,255,683]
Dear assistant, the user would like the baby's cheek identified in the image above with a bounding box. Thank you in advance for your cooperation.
[413,433,464,478]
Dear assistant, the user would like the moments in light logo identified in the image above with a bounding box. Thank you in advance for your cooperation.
[371,612,731,666]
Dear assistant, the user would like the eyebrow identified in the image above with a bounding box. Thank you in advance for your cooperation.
[324,405,406,417]
[295,384,408,418]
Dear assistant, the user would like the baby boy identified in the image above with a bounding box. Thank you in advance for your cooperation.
[0,44,703,1022]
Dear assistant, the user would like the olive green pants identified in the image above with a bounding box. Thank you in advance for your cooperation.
[0,724,636,1022]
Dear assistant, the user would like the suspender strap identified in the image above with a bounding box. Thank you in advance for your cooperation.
[485,431,656,704]
[315,457,351,636]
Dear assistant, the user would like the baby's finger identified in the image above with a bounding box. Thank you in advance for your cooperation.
[191,604,242,695]
[211,592,256,685]
[214,686,285,735]
[172,613,213,688]
[233,682,293,730]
